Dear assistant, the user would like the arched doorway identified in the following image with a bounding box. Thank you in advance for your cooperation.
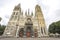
[19,28,24,37]
[26,25,33,37]
[24,18,34,37]
[18,18,38,37]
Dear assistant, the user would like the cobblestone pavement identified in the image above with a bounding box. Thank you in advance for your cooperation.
[0,37,60,40]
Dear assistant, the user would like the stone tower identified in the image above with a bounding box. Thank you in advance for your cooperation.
[35,5,48,37]
[3,4,48,37]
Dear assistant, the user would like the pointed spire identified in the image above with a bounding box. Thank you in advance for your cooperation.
[25,10,27,16]
[28,9,29,15]
[31,11,33,16]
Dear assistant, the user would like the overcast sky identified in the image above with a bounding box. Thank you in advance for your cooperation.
[0,0,60,28]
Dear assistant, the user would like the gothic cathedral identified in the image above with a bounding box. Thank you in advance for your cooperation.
[3,4,48,37]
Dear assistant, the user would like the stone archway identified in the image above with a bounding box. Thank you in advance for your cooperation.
[26,24,33,37]
[18,28,24,37]
[24,18,34,37]
[18,18,38,37]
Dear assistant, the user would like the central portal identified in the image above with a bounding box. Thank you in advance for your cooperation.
[26,25,33,37]
[24,18,34,37]
[18,18,38,37]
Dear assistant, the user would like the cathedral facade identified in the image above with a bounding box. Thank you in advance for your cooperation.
[3,4,48,37]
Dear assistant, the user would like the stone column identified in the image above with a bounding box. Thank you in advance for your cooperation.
[42,27,44,36]
[24,26,26,37]
[37,26,41,37]
[16,25,19,37]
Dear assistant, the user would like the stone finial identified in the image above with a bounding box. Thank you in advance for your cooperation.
[25,10,27,16]
[28,9,29,15]
[31,11,33,16]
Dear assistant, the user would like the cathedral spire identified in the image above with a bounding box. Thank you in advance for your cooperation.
[28,9,29,16]
[31,11,33,16]
[25,10,27,16]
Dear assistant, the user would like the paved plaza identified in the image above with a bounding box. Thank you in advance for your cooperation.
[0,37,60,40]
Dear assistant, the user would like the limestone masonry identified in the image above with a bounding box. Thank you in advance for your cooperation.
[3,4,48,37]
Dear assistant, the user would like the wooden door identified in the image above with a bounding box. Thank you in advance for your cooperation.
[26,32,30,37]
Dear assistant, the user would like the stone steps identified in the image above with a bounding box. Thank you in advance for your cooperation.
[0,37,60,40]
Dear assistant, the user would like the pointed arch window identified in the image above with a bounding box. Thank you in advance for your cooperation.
[13,12,15,15]
[16,12,18,15]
